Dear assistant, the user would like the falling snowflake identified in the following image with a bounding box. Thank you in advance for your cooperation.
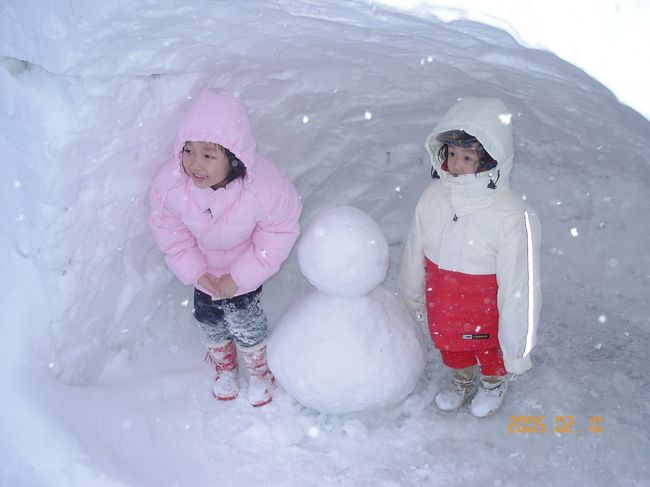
[499,113,512,125]
[570,228,579,237]
[302,115,309,124]
[365,111,372,120]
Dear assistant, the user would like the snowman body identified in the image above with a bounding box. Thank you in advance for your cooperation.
[268,206,426,414]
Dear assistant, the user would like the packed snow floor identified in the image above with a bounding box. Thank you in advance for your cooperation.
[1,1,649,486]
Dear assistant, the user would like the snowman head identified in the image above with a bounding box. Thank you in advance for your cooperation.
[297,206,389,298]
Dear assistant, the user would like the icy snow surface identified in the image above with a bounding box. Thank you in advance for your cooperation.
[1,1,649,486]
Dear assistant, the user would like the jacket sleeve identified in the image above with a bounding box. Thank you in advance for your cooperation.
[229,162,302,292]
[148,174,207,286]
[398,205,427,318]
[496,207,542,375]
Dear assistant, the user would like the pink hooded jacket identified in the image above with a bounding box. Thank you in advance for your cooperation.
[148,90,302,297]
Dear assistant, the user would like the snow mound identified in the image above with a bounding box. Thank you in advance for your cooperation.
[268,286,426,414]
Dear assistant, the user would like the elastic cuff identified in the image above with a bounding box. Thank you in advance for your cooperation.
[503,355,532,375]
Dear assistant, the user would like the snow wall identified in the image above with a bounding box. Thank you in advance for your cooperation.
[2,0,649,389]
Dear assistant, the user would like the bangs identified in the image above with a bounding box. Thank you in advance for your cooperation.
[436,130,479,148]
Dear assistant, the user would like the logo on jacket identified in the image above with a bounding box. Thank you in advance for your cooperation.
[462,333,490,340]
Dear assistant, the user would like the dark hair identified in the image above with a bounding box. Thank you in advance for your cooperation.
[222,146,247,183]
[436,130,497,173]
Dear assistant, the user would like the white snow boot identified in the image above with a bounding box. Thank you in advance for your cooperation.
[205,340,240,401]
[434,366,478,412]
[470,375,509,418]
[240,341,276,407]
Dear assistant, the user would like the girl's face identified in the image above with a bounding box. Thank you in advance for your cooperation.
[446,143,479,176]
[181,141,230,189]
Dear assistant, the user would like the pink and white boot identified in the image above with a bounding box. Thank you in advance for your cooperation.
[205,340,240,401]
[239,341,276,407]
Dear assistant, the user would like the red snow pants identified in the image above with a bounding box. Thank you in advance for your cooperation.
[439,348,507,376]
[425,258,507,376]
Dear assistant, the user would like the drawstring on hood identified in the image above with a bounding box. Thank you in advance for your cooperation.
[425,97,514,217]
[487,170,501,190]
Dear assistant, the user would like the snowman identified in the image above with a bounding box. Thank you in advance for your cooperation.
[267,206,426,414]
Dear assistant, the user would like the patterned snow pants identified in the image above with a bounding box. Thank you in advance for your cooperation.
[193,286,268,347]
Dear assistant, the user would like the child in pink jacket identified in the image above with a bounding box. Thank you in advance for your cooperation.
[148,90,302,407]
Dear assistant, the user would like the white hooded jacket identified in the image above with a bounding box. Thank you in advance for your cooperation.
[398,97,542,375]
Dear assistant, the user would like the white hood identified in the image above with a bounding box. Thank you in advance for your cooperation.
[425,97,514,216]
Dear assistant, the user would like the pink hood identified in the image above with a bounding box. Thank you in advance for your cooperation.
[173,90,259,181]
[148,90,302,297]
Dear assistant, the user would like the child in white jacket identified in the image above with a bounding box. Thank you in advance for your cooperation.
[399,97,542,417]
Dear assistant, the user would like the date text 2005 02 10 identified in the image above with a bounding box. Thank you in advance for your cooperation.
[507,416,603,434]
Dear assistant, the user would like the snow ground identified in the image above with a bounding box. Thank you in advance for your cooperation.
[1,1,649,486]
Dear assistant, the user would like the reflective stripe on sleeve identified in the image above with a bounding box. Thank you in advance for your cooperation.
[523,210,535,357]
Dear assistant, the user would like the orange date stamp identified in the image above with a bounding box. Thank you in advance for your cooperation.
[507,415,604,434]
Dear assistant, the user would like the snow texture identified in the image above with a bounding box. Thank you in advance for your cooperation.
[269,286,427,414]
[298,206,389,297]
[376,0,650,120]
[1,1,649,486]
[269,206,425,414]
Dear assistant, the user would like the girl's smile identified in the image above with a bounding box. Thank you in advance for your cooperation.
[182,140,231,189]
